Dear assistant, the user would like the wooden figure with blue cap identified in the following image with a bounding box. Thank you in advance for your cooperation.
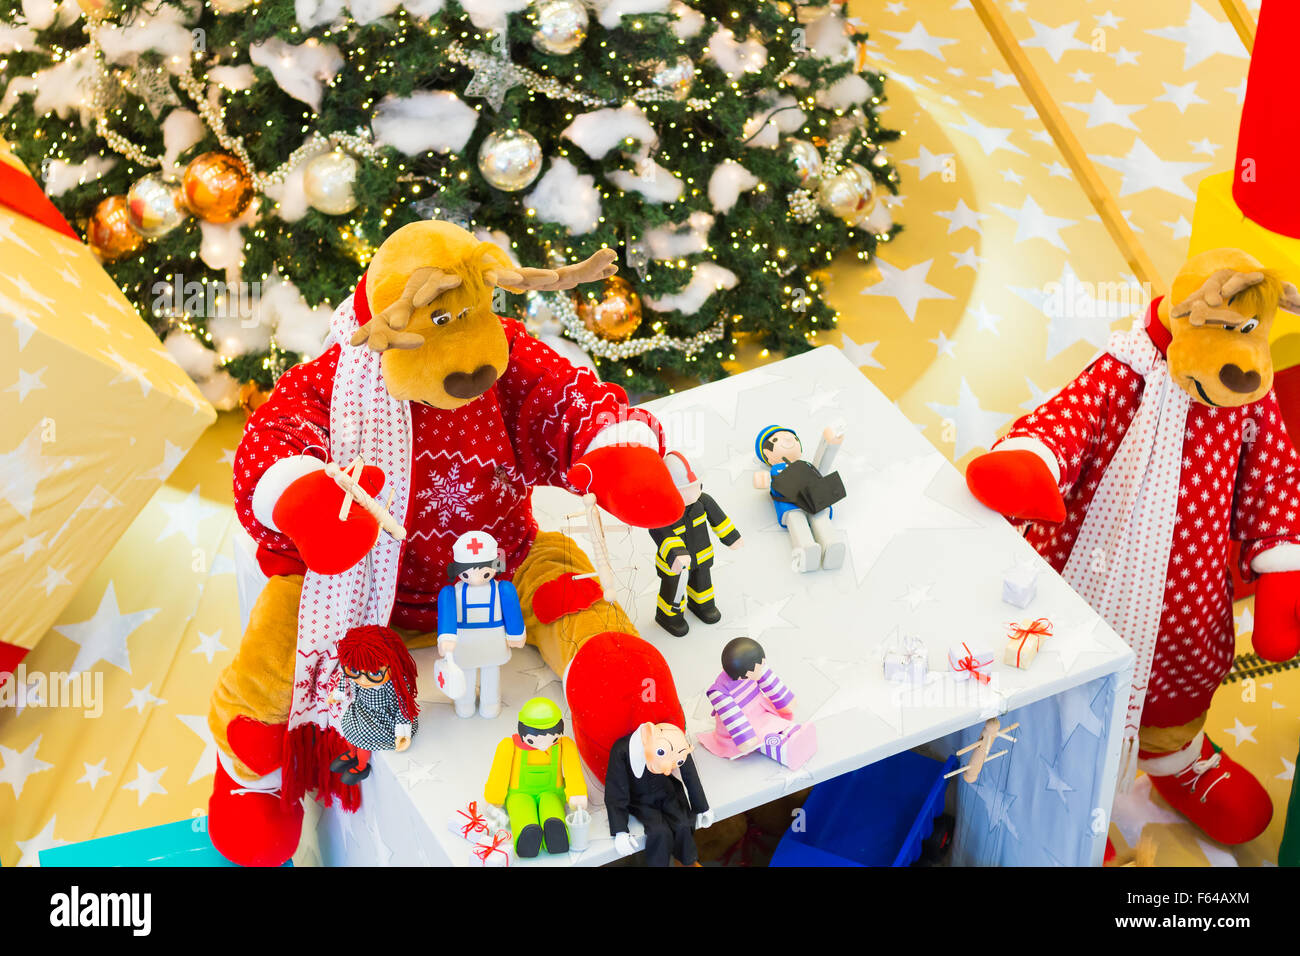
[752,424,847,572]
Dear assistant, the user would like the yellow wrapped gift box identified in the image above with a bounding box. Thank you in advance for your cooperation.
[0,141,215,664]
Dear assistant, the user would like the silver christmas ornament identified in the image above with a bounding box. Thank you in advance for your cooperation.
[303,150,359,215]
[531,0,589,55]
[126,173,187,238]
[649,55,697,101]
[787,138,823,185]
[818,163,877,223]
[477,128,543,192]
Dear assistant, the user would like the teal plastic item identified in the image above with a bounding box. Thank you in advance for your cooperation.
[39,817,291,867]
[771,749,957,867]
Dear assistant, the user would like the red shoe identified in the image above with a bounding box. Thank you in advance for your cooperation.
[1146,735,1272,845]
[209,760,303,867]
[965,449,1066,523]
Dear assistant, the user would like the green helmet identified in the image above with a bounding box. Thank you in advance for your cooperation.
[518,696,563,731]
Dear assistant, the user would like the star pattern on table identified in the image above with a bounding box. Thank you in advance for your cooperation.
[764,758,816,796]
[393,757,443,790]
[120,762,168,806]
[175,713,217,784]
[719,594,797,641]
[897,581,936,610]
[518,660,561,693]
[52,580,160,676]
[804,655,906,733]
[0,735,55,799]
[926,378,1011,459]
[858,257,954,321]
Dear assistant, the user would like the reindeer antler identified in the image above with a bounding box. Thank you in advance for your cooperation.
[484,248,618,293]
[1171,267,1266,327]
[350,267,463,352]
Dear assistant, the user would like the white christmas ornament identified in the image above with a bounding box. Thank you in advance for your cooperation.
[645,263,738,315]
[592,0,670,29]
[644,211,713,260]
[372,91,478,155]
[248,37,344,112]
[707,27,767,78]
[562,103,656,159]
[531,0,588,54]
[708,160,759,214]
[608,160,684,204]
[43,155,116,197]
[526,158,601,235]
[303,150,358,214]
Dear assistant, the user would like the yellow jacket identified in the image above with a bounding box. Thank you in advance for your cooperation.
[484,735,587,805]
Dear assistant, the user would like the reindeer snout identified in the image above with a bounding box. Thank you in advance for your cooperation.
[443,365,499,400]
[1219,363,1262,395]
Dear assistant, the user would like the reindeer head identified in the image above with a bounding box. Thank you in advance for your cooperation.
[1161,248,1300,408]
[352,220,618,409]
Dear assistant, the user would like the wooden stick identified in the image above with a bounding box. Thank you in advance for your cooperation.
[969,0,1166,297]
[1219,0,1256,53]
[324,458,407,541]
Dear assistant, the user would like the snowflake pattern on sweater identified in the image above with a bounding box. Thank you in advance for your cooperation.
[234,316,664,633]
[998,351,1300,727]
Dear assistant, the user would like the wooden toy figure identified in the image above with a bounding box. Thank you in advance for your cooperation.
[698,637,817,769]
[484,697,587,858]
[437,530,526,718]
[648,451,743,637]
[328,626,420,786]
[605,721,713,867]
[752,424,846,572]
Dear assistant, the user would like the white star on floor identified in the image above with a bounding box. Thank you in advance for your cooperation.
[951,116,1026,156]
[6,366,46,402]
[926,379,1010,459]
[1234,605,1254,637]
[1021,18,1089,62]
[897,582,936,610]
[16,816,68,867]
[1221,717,1257,747]
[901,144,953,180]
[0,423,79,520]
[804,655,905,733]
[859,257,954,322]
[192,629,228,663]
[881,22,957,60]
[156,485,225,547]
[929,330,957,359]
[176,713,217,784]
[53,580,160,676]
[121,762,168,806]
[764,759,815,795]
[77,758,112,790]
[841,452,978,583]
[1065,90,1145,130]
[1155,80,1207,113]
[1277,757,1295,782]
[1146,2,1248,70]
[1011,261,1129,360]
[518,661,561,693]
[992,195,1079,251]
[720,594,796,641]
[952,245,981,270]
[0,735,54,799]
[1090,138,1210,200]
[969,301,1002,335]
[838,332,884,370]
[393,757,443,790]
[124,682,166,714]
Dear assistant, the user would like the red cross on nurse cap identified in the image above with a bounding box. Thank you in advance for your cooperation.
[452,530,499,564]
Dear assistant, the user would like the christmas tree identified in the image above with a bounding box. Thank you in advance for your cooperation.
[0,0,900,402]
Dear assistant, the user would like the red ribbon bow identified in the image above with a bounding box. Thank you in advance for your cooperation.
[457,801,489,839]
[954,642,992,684]
[1006,618,1053,668]
[472,830,511,866]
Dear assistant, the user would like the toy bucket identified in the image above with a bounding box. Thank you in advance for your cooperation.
[565,808,591,851]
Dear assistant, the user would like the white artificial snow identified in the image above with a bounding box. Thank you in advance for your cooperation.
[198,370,242,411]
[198,218,247,273]
[209,64,257,91]
[816,73,870,110]
[645,262,737,314]
[0,47,99,122]
[96,3,197,75]
[707,160,758,213]
[669,0,704,38]
[294,0,345,30]
[248,37,343,111]
[706,27,767,77]
[348,0,399,24]
[263,277,334,358]
[562,103,656,159]
[459,0,529,30]
[21,0,61,30]
[592,0,671,29]
[607,160,684,204]
[644,210,713,259]
[0,24,39,53]
[526,158,601,235]
[43,155,116,196]
[160,108,204,180]
[163,329,220,380]
[402,0,446,17]
[372,90,478,155]
[805,9,854,62]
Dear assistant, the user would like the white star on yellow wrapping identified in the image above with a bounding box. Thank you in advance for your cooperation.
[0,735,54,799]
[1146,2,1248,70]
[16,817,68,867]
[0,423,79,520]
[77,758,112,790]
[121,762,168,806]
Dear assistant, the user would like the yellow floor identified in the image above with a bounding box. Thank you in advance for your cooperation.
[2,0,1292,866]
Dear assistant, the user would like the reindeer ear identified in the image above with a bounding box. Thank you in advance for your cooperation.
[1281,281,1300,315]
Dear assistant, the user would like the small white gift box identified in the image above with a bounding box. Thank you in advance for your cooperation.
[948,641,994,683]
[884,635,929,683]
[1002,564,1039,609]
[469,829,513,867]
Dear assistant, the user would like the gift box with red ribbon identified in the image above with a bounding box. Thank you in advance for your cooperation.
[469,829,513,867]
[947,641,994,683]
[1003,618,1053,669]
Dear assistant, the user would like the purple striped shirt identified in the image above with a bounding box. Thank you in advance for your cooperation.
[706,667,794,746]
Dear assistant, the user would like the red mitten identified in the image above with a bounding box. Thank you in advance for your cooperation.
[1253,570,1300,662]
[965,449,1066,523]
[565,631,685,781]
[272,465,385,575]
[533,572,604,624]
[567,444,684,529]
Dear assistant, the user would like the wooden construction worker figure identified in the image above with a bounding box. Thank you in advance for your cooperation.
[484,697,588,858]
[648,451,744,637]
[437,530,526,719]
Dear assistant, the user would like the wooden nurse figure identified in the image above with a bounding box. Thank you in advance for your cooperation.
[328,626,420,786]
[437,530,526,718]
[753,424,847,572]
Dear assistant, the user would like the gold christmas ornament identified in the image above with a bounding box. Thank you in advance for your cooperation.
[303,150,359,215]
[787,138,823,185]
[531,0,588,55]
[209,0,252,10]
[477,128,543,192]
[575,276,643,342]
[86,196,144,263]
[76,0,111,15]
[818,163,877,223]
[182,151,255,223]
[649,55,697,101]
[126,173,187,238]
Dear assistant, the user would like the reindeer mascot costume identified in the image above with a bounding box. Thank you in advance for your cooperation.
[208,221,688,866]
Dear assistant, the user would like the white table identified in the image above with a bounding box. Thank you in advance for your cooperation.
[312,346,1134,867]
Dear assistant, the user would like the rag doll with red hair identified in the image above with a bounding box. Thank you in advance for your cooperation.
[328,626,421,786]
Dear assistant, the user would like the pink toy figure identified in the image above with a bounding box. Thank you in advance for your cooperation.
[698,637,816,769]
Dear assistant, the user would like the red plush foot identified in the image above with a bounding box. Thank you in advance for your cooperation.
[208,761,303,867]
[567,445,684,529]
[966,449,1066,523]
[1148,736,1272,845]
[533,573,604,624]
[226,716,286,777]
[1253,570,1300,662]
[273,465,385,575]
[1103,837,1116,864]
[565,631,685,781]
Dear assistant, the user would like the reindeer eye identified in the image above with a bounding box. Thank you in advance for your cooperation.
[1239,319,1259,334]
[431,311,451,326]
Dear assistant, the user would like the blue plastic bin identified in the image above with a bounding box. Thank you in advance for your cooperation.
[771,749,957,867]
[39,817,290,867]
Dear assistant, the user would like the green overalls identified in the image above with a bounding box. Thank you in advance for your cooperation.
[505,743,568,852]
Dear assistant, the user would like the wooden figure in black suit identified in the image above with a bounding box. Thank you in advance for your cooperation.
[605,722,714,866]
